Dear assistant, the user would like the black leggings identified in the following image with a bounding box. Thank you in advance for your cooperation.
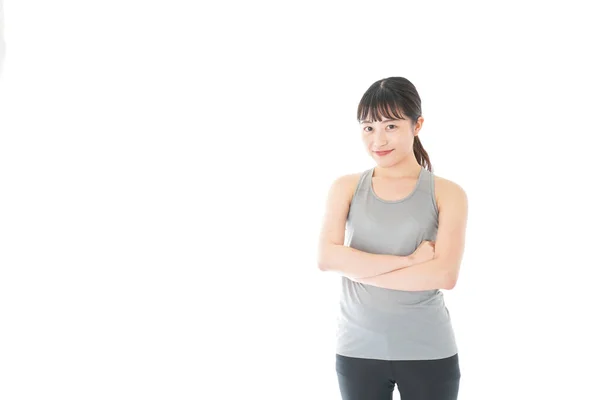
[335,353,461,400]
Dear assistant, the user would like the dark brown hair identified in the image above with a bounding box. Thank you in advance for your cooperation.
[357,77,432,172]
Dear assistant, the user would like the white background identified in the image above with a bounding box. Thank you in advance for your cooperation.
[1,1,599,399]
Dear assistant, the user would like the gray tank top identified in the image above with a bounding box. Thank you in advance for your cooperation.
[335,165,459,360]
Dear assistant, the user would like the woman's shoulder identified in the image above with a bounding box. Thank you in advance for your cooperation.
[332,171,364,194]
[432,173,467,209]
[326,169,368,204]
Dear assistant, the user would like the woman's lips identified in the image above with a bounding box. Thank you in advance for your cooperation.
[374,150,393,156]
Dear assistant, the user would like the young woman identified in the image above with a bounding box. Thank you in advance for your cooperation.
[317,77,468,400]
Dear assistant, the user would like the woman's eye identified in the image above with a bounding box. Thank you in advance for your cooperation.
[363,125,395,132]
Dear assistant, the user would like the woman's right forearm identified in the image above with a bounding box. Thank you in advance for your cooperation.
[318,244,414,279]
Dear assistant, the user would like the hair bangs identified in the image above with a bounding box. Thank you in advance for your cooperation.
[357,89,407,123]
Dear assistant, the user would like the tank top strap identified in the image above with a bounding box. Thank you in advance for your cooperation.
[347,168,372,215]
[416,166,431,194]
[354,168,374,198]
[414,166,438,217]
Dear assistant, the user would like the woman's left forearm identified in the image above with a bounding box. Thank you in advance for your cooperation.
[350,257,453,291]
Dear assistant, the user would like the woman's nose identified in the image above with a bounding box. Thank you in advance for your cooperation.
[373,131,387,145]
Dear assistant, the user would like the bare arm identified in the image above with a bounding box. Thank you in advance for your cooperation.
[317,173,415,279]
[351,257,451,291]
[352,179,468,291]
[321,244,415,279]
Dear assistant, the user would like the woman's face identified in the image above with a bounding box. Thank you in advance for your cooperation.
[360,114,424,166]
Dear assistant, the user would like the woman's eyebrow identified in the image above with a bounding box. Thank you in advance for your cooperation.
[360,119,400,124]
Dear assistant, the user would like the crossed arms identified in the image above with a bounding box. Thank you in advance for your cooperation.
[317,173,468,291]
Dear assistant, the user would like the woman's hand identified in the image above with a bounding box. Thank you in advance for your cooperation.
[410,240,435,265]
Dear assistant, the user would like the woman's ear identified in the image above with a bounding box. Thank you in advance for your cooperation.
[414,116,424,136]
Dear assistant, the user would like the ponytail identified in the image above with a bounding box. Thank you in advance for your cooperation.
[413,135,432,172]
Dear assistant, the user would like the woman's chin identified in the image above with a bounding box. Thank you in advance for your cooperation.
[373,157,397,166]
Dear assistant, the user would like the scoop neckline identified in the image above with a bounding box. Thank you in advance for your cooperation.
[369,166,424,204]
